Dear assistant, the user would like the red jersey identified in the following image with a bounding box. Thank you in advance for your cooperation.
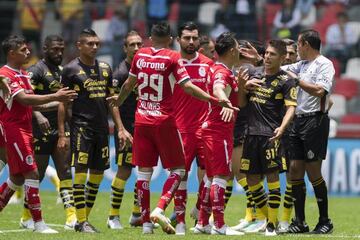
[173,53,213,133]
[129,47,190,126]
[0,65,33,131]
[203,62,238,134]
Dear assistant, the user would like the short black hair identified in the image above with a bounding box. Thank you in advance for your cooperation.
[151,22,171,38]
[44,34,64,47]
[124,30,141,45]
[1,35,26,56]
[299,29,321,51]
[177,21,198,37]
[282,38,297,50]
[215,32,237,56]
[268,39,287,56]
[78,28,98,41]
[199,35,212,47]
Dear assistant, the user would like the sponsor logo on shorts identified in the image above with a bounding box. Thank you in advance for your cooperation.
[241,158,250,170]
[25,155,34,165]
[307,150,314,159]
[78,152,89,164]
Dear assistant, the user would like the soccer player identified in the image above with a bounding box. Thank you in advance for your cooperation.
[0,35,77,234]
[238,39,297,236]
[198,35,216,61]
[230,40,267,233]
[107,30,143,229]
[17,35,76,230]
[58,28,115,233]
[283,29,334,234]
[107,22,236,235]
[170,21,213,235]
[194,32,243,236]
[277,38,298,233]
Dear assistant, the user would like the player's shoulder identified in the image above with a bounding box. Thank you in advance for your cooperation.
[98,60,111,70]
[198,53,214,66]
[28,60,46,74]
[316,55,334,68]
[63,58,80,70]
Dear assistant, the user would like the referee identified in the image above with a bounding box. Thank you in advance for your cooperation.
[283,29,335,234]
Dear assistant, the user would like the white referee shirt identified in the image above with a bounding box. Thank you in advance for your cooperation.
[281,55,335,115]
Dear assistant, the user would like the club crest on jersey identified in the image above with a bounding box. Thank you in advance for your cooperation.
[136,58,165,71]
[25,155,34,165]
[102,70,108,77]
[112,79,119,87]
[271,79,279,87]
[214,73,223,81]
[199,67,206,77]
[28,72,33,78]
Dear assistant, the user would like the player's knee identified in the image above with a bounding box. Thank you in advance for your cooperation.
[116,166,132,180]
[171,168,186,179]
[138,171,152,181]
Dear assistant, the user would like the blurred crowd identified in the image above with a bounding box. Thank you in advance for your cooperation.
[0,0,359,70]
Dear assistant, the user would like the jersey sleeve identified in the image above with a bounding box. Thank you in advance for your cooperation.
[106,64,114,95]
[213,70,230,88]
[282,77,298,107]
[27,64,43,91]
[60,65,73,89]
[315,61,334,93]
[281,61,302,75]
[172,54,190,84]
[9,76,24,97]
[129,53,139,78]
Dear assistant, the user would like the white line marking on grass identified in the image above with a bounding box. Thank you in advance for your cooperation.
[46,223,64,228]
[287,234,360,238]
[0,229,27,233]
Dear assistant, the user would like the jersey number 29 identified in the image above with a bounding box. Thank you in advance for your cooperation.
[138,72,164,102]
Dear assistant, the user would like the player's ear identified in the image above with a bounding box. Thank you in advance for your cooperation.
[76,41,81,50]
[176,36,180,44]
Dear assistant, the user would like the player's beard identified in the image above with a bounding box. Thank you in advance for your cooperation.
[183,45,199,55]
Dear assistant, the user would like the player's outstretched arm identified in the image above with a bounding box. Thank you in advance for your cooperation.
[33,101,60,112]
[107,75,137,107]
[180,80,239,111]
[14,87,77,106]
[269,105,296,142]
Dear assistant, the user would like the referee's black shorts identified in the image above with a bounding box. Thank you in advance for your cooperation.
[289,112,330,162]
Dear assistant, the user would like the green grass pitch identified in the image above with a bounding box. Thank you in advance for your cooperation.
[0,191,359,239]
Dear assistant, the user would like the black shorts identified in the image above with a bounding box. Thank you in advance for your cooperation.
[279,134,290,173]
[289,112,330,162]
[233,114,247,147]
[240,135,283,175]
[70,124,110,171]
[114,125,134,168]
[33,130,70,155]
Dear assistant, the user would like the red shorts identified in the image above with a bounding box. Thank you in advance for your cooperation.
[180,130,205,171]
[5,127,37,175]
[201,129,232,177]
[133,125,185,169]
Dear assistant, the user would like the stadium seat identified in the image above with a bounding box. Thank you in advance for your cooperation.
[329,58,341,78]
[348,96,360,114]
[91,19,110,42]
[313,3,345,44]
[329,94,347,120]
[341,58,360,81]
[333,79,359,100]
[348,22,360,43]
[336,114,360,138]
[197,2,221,27]
[348,5,360,21]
